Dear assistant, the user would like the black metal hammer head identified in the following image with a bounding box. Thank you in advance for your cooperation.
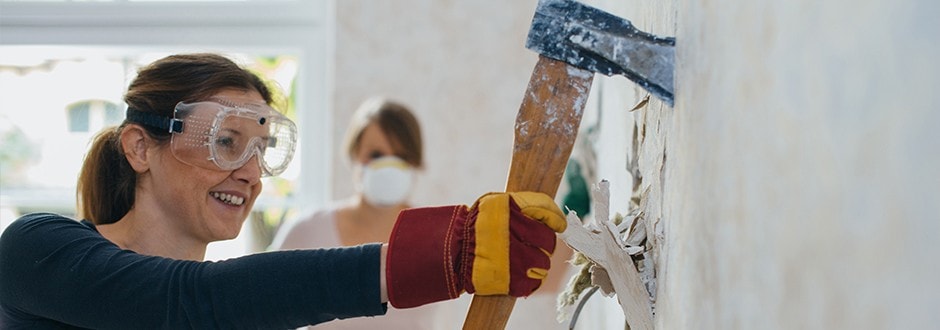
[526,0,675,106]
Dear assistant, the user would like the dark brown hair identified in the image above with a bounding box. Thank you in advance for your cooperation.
[77,53,274,224]
[343,97,423,168]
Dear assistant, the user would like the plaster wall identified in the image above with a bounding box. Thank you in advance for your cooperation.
[587,0,940,329]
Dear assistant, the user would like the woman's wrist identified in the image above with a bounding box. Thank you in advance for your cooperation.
[380,243,388,303]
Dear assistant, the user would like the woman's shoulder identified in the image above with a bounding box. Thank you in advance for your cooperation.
[295,206,340,225]
[0,213,101,274]
[12,212,73,222]
[3,212,88,235]
[268,205,345,250]
[1,212,95,245]
[294,197,361,225]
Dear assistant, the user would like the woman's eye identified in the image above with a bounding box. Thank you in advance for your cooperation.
[369,151,384,160]
[217,137,233,147]
[216,137,239,154]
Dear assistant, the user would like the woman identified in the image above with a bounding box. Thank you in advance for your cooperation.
[270,97,438,328]
[273,97,423,250]
[0,53,566,329]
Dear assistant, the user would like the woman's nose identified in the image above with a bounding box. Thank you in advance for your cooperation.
[233,155,263,184]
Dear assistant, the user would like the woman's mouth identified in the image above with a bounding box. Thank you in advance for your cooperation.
[210,192,245,206]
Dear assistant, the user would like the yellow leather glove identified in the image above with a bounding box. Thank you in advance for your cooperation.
[471,192,566,294]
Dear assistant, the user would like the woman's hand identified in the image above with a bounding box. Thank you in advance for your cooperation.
[383,192,566,308]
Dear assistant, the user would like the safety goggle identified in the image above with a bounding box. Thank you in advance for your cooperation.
[126,99,297,177]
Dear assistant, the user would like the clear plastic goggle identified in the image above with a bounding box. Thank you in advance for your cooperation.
[126,99,297,177]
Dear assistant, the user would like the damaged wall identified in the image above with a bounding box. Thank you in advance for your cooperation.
[580,0,940,329]
[332,0,939,328]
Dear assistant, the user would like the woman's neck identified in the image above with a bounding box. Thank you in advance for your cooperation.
[97,209,208,261]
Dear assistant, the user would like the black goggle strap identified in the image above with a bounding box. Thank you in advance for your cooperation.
[125,108,184,134]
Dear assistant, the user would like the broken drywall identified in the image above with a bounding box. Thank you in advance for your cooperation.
[562,0,940,329]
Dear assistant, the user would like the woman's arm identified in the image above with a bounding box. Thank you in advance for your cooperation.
[0,213,387,329]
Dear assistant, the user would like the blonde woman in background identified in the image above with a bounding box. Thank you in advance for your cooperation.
[270,97,441,329]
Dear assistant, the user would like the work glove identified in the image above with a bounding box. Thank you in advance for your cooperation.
[385,192,566,308]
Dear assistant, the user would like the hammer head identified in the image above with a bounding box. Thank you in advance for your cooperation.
[526,0,675,106]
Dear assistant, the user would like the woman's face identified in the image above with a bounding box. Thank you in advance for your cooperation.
[147,89,265,244]
[352,123,418,206]
[354,123,400,165]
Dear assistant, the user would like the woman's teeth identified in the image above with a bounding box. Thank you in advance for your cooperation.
[210,192,245,206]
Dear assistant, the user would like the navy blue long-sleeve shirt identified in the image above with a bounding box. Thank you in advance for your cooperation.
[0,213,387,329]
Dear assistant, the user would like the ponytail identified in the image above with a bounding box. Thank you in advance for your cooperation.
[77,126,137,225]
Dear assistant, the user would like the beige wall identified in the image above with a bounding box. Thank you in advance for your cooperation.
[331,0,540,206]
[585,0,940,329]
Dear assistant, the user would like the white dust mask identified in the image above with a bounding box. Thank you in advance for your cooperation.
[357,156,416,207]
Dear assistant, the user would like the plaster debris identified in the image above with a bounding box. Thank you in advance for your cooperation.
[557,181,654,330]
[630,94,651,112]
[591,264,616,296]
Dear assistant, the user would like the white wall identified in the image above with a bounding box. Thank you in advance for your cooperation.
[585,0,940,329]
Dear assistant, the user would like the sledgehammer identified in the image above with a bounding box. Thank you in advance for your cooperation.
[462,0,673,329]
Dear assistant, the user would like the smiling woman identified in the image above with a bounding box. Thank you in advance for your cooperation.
[0,0,330,257]
[0,50,305,260]
[0,53,379,328]
[0,53,567,329]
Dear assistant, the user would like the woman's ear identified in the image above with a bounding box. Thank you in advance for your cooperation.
[120,125,152,173]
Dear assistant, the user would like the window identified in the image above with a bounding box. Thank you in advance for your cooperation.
[0,0,333,260]
[68,103,91,133]
[66,100,122,133]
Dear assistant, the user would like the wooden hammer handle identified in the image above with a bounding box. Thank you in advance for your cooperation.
[462,56,594,329]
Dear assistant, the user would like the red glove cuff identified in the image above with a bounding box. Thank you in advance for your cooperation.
[385,205,469,308]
